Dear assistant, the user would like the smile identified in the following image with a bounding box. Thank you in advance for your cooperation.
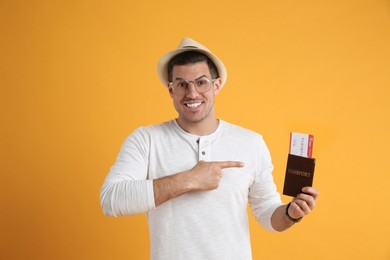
[185,102,202,108]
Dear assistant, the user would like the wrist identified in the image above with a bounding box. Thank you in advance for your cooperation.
[285,202,303,223]
[177,170,195,192]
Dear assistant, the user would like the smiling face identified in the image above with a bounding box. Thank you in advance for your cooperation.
[169,61,222,134]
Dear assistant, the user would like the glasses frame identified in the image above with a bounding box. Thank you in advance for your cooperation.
[169,77,217,94]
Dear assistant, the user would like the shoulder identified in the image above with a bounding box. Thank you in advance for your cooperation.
[140,120,176,135]
[119,120,176,151]
[220,120,265,142]
[126,120,176,140]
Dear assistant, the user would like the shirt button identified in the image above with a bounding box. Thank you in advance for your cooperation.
[202,151,205,155]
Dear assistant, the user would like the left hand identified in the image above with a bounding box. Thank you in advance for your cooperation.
[288,186,319,219]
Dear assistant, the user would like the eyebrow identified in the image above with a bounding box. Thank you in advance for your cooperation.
[174,75,208,81]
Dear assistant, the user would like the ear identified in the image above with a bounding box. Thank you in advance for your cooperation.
[213,78,223,96]
[167,83,174,98]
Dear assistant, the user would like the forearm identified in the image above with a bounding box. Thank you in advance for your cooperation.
[153,171,193,207]
[101,160,243,215]
[153,160,242,206]
[100,173,190,216]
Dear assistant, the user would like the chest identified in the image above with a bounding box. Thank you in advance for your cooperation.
[147,135,257,194]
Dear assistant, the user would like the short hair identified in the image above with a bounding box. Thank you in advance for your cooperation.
[167,51,219,82]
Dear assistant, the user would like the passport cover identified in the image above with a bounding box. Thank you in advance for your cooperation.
[283,154,316,197]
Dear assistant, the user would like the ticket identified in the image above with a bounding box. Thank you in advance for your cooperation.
[289,132,314,158]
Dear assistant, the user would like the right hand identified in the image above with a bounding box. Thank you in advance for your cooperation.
[186,160,244,191]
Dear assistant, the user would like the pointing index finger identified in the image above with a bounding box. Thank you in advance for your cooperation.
[216,161,244,169]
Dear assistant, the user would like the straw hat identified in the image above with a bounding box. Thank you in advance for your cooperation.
[157,37,227,88]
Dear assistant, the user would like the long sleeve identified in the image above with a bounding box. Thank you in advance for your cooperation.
[100,128,155,216]
[248,137,283,231]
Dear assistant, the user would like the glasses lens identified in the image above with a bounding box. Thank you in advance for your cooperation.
[172,81,189,93]
[194,78,212,93]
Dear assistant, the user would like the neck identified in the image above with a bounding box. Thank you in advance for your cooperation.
[176,117,219,136]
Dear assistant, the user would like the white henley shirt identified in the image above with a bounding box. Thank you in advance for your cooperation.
[100,119,283,260]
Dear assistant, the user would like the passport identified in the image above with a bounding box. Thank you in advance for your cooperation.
[283,132,316,197]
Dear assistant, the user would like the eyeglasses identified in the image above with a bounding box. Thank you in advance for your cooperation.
[169,77,216,94]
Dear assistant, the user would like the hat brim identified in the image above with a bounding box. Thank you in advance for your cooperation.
[157,47,227,89]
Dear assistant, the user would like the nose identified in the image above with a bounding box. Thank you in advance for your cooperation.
[185,83,199,98]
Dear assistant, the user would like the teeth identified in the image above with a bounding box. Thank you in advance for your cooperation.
[186,102,201,108]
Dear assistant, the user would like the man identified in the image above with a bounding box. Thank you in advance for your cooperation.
[100,38,319,260]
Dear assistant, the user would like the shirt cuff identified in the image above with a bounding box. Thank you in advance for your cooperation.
[147,179,156,210]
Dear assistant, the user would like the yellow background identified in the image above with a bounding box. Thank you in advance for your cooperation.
[1,0,389,259]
